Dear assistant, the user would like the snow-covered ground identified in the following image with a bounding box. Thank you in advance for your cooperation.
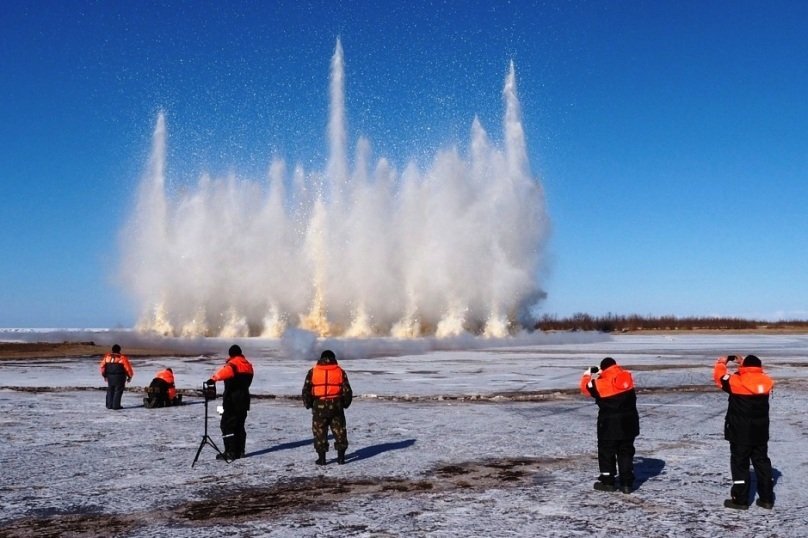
[1,332,806,537]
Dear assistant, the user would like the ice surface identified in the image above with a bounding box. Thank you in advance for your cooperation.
[1,333,806,536]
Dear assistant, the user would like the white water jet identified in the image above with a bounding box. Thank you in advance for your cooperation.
[121,39,549,338]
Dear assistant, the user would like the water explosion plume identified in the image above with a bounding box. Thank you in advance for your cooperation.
[121,40,549,338]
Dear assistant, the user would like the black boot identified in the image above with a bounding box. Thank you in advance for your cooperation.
[337,450,346,465]
[593,481,616,492]
[218,437,237,461]
[236,434,246,459]
[723,498,749,510]
[316,451,326,465]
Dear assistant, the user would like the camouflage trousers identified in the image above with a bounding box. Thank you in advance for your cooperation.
[311,399,348,453]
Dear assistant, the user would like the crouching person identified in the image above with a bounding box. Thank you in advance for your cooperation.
[580,357,640,493]
[144,367,182,408]
[302,350,353,465]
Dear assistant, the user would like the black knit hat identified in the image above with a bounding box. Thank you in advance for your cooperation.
[112,344,121,353]
[743,355,762,367]
[600,357,617,370]
[319,349,337,364]
[228,344,242,357]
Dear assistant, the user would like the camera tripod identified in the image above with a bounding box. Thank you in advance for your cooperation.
[191,389,229,467]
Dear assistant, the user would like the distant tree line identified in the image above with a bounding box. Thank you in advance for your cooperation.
[535,313,808,333]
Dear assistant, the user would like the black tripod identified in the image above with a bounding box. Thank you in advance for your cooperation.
[191,382,228,467]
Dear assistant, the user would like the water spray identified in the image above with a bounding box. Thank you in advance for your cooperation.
[121,40,549,338]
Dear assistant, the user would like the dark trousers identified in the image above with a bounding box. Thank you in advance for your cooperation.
[220,409,248,456]
[105,375,126,410]
[729,442,774,504]
[145,379,170,408]
[598,438,635,487]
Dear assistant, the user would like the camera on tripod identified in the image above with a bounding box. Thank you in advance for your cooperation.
[202,379,217,401]
[192,378,227,467]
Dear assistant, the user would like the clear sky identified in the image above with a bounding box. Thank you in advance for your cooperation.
[1,1,806,328]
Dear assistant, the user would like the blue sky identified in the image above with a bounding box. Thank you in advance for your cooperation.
[1,1,806,328]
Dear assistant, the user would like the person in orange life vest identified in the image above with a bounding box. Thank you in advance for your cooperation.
[713,354,775,510]
[144,367,181,408]
[99,344,134,410]
[302,349,353,465]
[580,357,640,493]
[207,345,254,461]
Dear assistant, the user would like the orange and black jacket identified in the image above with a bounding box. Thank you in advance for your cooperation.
[152,369,177,401]
[302,361,353,410]
[713,360,773,444]
[211,355,254,412]
[580,365,640,440]
[99,353,134,380]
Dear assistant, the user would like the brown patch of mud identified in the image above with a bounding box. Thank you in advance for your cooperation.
[371,385,717,402]
[0,385,720,400]
[628,364,705,371]
[623,328,808,335]
[0,457,557,534]
[0,342,104,360]
[0,386,209,399]
[0,342,193,360]
[0,511,136,538]
[177,456,552,524]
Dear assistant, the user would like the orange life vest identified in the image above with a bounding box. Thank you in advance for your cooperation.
[154,369,177,400]
[211,355,254,381]
[714,360,773,395]
[312,364,344,399]
[155,369,173,384]
[581,365,635,398]
[99,353,134,378]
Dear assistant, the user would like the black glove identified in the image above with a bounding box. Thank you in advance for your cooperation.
[589,366,599,374]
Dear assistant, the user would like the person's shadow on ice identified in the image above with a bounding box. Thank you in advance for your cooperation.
[345,439,417,463]
[245,437,323,457]
[244,437,416,461]
[633,457,666,489]
[747,467,781,504]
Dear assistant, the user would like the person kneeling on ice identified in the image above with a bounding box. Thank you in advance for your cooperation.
[144,367,182,408]
[302,350,353,465]
[580,357,640,494]
[713,354,775,510]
